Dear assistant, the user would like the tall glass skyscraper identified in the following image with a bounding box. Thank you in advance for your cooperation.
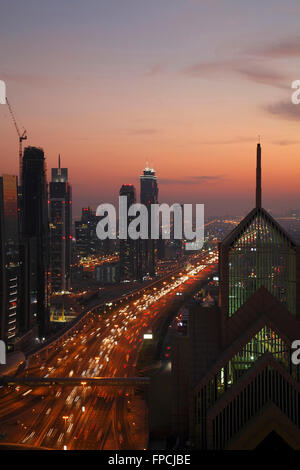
[119,184,137,281]
[140,165,158,277]
[20,146,49,337]
[172,144,300,449]
[0,175,19,344]
[49,155,72,292]
[220,143,297,319]
[75,207,104,259]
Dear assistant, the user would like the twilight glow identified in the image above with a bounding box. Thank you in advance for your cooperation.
[0,0,300,216]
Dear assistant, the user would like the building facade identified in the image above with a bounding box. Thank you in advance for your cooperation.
[0,175,20,345]
[49,155,72,292]
[20,146,50,337]
[172,144,300,449]
[119,184,138,281]
[75,207,106,259]
[140,165,158,277]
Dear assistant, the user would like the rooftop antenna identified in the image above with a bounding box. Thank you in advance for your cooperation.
[256,142,262,209]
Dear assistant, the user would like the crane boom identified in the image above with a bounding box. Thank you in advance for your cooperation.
[6,97,27,184]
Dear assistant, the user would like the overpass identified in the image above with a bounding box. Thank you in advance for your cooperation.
[0,375,150,387]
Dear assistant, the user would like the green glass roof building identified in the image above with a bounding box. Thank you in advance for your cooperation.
[172,144,300,449]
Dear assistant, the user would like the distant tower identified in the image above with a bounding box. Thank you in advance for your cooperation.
[49,155,72,292]
[119,184,138,280]
[75,207,103,259]
[0,175,20,344]
[75,209,91,259]
[20,146,49,337]
[140,164,158,277]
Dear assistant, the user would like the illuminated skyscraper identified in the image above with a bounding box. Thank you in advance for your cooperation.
[49,155,72,292]
[172,144,300,449]
[20,146,49,337]
[0,175,19,345]
[140,164,158,277]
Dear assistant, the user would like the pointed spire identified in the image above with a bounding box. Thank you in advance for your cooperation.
[256,142,262,208]
[58,154,61,169]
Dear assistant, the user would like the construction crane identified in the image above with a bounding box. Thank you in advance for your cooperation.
[6,97,27,184]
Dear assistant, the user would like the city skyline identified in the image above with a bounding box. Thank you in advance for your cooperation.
[2,2,300,451]
[0,1,300,217]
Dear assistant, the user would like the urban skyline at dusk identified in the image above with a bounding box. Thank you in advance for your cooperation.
[2,0,300,455]
[0,1,300,217]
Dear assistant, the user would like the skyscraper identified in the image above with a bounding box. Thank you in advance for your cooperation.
[172,144,300,449]
[20,146,49,337]
[0,175,20,345]
[49,155,72,292]
[75,207,102,259]
[140,164,158,277]
[119,184,137,281]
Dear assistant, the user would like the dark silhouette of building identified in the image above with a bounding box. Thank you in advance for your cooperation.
[75,211,90,259]
[0,175,19,345]
[49,155,72,292]
[172,144,300,449]
[158,208,184,260]
[140,164,158,277]
[119,184,138,281]
[75,207,110,259]
[19,146,49,337]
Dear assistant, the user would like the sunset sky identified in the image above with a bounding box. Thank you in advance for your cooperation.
[0,0,300,217]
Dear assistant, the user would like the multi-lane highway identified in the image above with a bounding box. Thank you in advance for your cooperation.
[0,250,217,450]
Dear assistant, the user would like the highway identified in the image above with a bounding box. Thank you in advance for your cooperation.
[0,250,217,450]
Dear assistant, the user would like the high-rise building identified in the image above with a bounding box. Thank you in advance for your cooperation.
[20,146,49,337]
[0,175,20,345]
[172,144,300,449]
[140,164,158,277]
[49,155,72,292]
[75,207,101,259]
[158,208,184,260]
[75,215,89,259]
[119,184,137,281]
[75,206,113,260]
